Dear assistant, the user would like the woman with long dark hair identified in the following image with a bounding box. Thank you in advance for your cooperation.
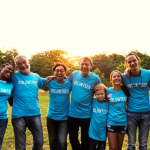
[107,70,129,150]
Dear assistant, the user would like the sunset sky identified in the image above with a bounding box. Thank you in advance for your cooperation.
[0,0,150,58]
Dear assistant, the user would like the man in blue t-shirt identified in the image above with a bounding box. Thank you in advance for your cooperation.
[45,63,72,150]
[10,55,45,150]
[123,53,150,150]
[68,56,101,150]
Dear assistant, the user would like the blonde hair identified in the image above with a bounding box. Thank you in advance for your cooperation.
[93,83,107,94]
[79,56,93,65]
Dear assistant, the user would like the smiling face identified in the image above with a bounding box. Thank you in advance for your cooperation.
[0,64,14,81]
[15,57,30,75]
[95,89,105,102]
[126,55,139,72]
[54,66,66,83]
[111,71,122,86]
[79,59,93,77]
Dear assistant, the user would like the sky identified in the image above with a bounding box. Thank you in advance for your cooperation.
[0,0,150,59]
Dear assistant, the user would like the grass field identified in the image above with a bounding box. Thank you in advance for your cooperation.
[2,90,150,150]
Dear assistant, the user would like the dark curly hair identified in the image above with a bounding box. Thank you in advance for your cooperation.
[0,63,14,83]
[52,63,67,72]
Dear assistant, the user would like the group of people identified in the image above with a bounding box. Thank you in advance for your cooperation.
[0,53,150,150]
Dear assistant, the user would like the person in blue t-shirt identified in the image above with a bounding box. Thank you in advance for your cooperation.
[45,63,72,150]
[88,83,108,150]
[45,57,101,150]
[0,63,14,150]
[122,53,150,150]
[106,70,129,150]
[68,56,101,150]
[10,55,45,150]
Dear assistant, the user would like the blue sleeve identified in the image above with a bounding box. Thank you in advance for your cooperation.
[97,76,102,84]
[68,72,74,82]
[38,77,46,89]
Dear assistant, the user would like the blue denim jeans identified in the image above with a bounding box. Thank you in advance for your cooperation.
[0,119,8,150]
[127,111,150,150]
[88,138,106,150]
[12,115,43,150]
[47,118,68,150]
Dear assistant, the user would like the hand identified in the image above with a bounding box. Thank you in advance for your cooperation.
[45,76,55,83]
[64,75,68,79]
[124,68,131,77]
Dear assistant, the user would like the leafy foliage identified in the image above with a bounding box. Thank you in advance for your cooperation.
[1,48,150,83]
[0,48,19,66]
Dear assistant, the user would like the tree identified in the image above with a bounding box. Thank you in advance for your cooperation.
[0,50,5,66]
[30,53,53,77]
[66,65,80,77]
[5,48,19,65]
[141,56,150,70]
[130,50,146,60]
[30,49,76,77]
[92,68,111,87]
[91,53,125,79]
[0,48,19,66]
[117,62,126,73]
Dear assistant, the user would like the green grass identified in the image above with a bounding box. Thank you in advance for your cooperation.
[2,90,150,149]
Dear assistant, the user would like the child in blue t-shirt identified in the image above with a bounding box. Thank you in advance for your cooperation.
[88,83,108,150]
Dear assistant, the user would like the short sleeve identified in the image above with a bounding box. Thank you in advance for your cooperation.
[68,72,74,82]
[38,77,46,89]
[96,76,101,84]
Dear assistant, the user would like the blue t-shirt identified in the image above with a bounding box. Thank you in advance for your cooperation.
[107,88,127,126]
[122,69,150,112]
[68,71,101,118]
[11,72,45,119]
[88,98,108,141]
[0,81,13,119]
[46,78,72,120]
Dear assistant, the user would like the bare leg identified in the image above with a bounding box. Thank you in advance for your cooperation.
[107,132,117,150]
[116,133,125,150]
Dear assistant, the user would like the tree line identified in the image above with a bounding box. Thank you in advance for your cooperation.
[1,48,150,86]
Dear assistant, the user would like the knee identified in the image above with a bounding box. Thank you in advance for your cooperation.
[13,120,25,133]
[58,137,66,147]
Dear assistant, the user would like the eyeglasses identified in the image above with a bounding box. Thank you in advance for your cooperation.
[55,70,65,73]
[80,64,90,67]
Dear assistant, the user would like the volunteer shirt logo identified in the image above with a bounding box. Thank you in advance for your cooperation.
[93,108,108,114]
[110,97,127,102]
[74,81,91,89]
[127,83,147,88]
[18,81,37,85]
[0,88,11,93]
[51,89,69,94]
